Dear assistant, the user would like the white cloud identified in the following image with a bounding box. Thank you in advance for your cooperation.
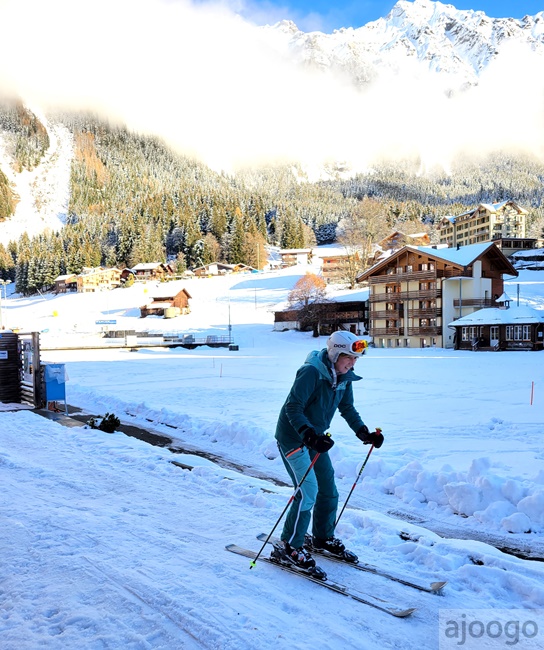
[0,0,542,173]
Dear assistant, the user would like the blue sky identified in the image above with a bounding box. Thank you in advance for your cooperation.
[235,1,544,33]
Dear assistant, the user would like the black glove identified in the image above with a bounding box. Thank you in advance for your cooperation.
[300,426,335,453]
[356,425,384,449]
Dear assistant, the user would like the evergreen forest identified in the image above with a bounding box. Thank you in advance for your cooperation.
[0,102,543,295]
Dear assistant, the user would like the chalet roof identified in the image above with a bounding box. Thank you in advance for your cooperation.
[192,262,235,272]
[279,248,312,254]
[313,244,357,259]
[356,242,518,282]
[150,288,192,300]
[79,267,121,277]
[273,289,368,313]
[416,243,495,266]
[448,305,544,327]
[54,274,77,282]
[132,262,166,271]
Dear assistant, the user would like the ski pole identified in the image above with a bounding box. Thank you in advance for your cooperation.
[334,428,381,528]
[250,449,322,569]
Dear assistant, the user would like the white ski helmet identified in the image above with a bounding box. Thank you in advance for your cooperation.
[326,331,367,363]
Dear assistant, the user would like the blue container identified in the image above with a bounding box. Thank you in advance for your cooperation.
[44,363,67,402]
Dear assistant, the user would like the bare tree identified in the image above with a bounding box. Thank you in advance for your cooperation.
[337,197,389,287]
[288,273,329,335]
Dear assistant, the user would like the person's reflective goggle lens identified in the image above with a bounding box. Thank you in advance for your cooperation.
[352,339,368,354]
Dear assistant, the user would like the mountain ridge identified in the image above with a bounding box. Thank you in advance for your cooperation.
[265,0,544,90]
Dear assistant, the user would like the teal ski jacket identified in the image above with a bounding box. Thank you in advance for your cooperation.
[275,348,365,449]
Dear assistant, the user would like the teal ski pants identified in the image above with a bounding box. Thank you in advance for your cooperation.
[278,443,339,549]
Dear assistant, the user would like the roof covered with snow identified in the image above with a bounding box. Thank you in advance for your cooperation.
[448,305,544,327]
[416,242,495,266]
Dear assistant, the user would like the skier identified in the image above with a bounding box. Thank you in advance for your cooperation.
[271,330,384,575]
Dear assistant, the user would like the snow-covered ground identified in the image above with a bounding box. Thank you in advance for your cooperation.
[2,265,544,649]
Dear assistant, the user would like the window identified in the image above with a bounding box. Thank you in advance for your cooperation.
[508,325,530,341]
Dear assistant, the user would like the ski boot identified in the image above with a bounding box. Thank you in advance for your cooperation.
[270,540,327,580]
[305,534,359,563]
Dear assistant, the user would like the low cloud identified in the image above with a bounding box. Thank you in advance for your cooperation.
[0,0,542,173]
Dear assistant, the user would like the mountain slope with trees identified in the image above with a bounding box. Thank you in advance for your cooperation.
[0,106,543,296]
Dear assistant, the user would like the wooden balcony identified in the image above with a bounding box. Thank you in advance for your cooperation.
[409,309,442,318]
[369,270,436,284]
[370,309,403,319]
[369,289,441,302]
[369,269,471,284]
[453,298,494,308]
[371,327,405,336]
[407,327,442,336]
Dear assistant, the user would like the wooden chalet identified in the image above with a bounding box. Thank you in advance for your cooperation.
[192,262,256,277]
[278,249,313,267]
[140,287,192,318]
[131,262,174,281]
[356,243,518,349]
[53,274,78,293]
[76,267,122,293]
[448,295,544,351]
[273,293,369,336]
[378,231,431,252]
[367,231,431,267]
[313,246,359,284]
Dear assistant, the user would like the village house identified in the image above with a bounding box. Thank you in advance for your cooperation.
[273,291,369,336]
[436,200,532,253]
[278,249,313,267]
[53,274,78,293]
[312,246,357,284]
[367,231,432,267]
[356,242,518,349]
[131,262,174,281]
[139,287,192,318]
[76,267,122,293]
[192,262,256,277]
[448,294,544,351]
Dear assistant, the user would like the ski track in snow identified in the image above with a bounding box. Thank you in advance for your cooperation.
[0,117,73,243]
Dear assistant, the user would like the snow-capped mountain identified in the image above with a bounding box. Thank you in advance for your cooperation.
[266,0,544,89]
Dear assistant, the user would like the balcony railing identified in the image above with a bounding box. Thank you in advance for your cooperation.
[371,327,405,336]
[409,309,442,318]
[453,298,494,308]
[369,269,471,284]
[369,270,437,283]
[370,309,403,319]
[407,327,442,336]
[370,289,442,302]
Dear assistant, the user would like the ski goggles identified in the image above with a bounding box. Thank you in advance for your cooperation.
[351,339,368,354]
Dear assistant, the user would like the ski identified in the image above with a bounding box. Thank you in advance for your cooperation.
[257,533,447,595]
[225,544,416,618]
